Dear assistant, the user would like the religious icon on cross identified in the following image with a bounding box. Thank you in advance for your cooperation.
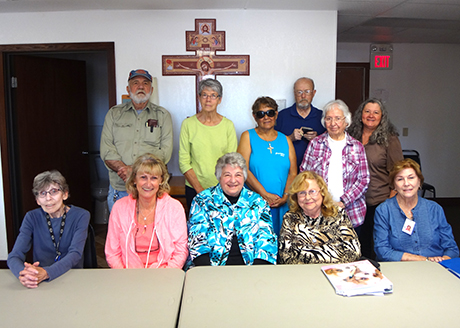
[162,18,250,112]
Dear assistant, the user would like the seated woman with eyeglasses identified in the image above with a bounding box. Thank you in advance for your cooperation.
[105,153,188,269]
[278,171,361,264]
[237,96,297,236]
[7,170,90,288]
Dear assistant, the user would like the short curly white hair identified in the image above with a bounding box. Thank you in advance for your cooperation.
[215,152,248,181]
[321,99,352,127]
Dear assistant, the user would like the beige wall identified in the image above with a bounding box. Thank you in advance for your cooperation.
[338,42,460,198]
[0,9,338,259]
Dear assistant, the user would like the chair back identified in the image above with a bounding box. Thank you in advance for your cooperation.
[402,149,422,169]
[402,149,436,199]
[83,223,98,268]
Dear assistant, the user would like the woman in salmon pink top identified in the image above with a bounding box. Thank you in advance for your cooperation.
[105,153,188,269]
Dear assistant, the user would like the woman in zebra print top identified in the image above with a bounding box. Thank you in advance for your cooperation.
[279,171,361,264]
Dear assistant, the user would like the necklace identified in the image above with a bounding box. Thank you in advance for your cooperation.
[136,201,156,234]
[396,196,415,219]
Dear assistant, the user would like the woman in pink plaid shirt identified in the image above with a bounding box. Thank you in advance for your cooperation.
[299,99,370,235]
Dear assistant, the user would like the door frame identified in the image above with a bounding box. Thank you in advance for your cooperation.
[336,62,370,115]
[0,42,117,255]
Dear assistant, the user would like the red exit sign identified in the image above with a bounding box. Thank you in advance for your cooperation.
[370,44,393,70]
[371,54,393,69]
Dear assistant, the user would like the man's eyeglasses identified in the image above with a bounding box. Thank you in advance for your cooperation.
[296,90,314,96]
[255,109,276,119]
[36,188,62,198]
[200,93,220,100]
[298,189,320,198]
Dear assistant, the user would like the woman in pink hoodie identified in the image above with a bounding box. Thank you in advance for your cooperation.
[105,153,188,269]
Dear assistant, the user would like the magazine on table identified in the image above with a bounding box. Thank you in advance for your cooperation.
[321,260,393,297]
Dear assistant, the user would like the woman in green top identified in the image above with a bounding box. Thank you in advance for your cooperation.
[179,79,237,212]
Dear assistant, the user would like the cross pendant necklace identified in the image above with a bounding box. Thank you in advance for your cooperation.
[267,143,274,154]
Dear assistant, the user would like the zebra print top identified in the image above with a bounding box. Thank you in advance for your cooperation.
[278,207,361,264]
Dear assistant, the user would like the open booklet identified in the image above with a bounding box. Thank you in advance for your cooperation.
[321,260,393,297]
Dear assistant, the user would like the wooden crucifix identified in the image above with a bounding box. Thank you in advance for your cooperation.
[162,18,250,112]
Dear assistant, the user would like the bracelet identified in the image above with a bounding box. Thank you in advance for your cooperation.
[284,192,289,196]
[426,257,430,261]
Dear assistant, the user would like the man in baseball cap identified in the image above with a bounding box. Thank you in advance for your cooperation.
[100,69,173,211]
[128,69,152,82]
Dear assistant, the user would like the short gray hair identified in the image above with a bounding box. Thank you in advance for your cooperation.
[321,99,352,127]
[198,79,223,98]
[32,170,69,197]
[215,152,248,181]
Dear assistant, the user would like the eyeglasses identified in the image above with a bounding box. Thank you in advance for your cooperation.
[37,188,62,198]
[298,189,320,198]
[296,90,314,96]
[255,109,276,119]
[324,116,345,124]
[200,93,220,100]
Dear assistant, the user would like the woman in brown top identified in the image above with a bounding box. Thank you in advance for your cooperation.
[348,98,403,259]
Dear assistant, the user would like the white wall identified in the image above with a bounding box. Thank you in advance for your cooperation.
[338,43,460,198]
[0,9,337,259]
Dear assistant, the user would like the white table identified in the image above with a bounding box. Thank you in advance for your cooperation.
[0,268,184,328]
[178,261,460,327]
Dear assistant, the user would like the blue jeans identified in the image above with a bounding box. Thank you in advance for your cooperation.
[108,185,129,212]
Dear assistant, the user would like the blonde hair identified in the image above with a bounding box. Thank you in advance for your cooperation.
[288,171,337,217]
[126,153,170,199]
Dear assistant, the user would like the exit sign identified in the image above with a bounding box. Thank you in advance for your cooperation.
[371,54,393,70]
[370,43,393,70]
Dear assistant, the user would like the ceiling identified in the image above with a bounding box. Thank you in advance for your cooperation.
[1,0,460,44]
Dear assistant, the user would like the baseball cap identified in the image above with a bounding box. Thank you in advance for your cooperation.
[128,69,152,82]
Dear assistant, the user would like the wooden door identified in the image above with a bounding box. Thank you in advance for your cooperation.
[10,55,91,221]
[336,63,370,114]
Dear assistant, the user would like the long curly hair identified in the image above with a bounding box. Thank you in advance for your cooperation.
[348,98,399,147]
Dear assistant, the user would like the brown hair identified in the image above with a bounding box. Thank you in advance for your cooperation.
[32,170,69,198]
[126,153,170,199]
[288,171,337,217]
[389,158,424,189]
[251,96,278,114]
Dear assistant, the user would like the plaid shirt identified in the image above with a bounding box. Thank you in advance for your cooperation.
[299,132,370,227]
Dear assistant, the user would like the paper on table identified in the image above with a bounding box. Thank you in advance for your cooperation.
[321,260,393,297]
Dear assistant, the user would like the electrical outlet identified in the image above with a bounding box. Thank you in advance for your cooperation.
[402,128,408,136]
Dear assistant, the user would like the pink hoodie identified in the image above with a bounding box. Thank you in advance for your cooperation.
[105,193,188,269]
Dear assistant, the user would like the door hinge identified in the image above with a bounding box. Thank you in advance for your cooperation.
[11,76,17,88]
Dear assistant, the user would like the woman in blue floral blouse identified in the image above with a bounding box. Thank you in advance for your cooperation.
[188,152,278,266]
